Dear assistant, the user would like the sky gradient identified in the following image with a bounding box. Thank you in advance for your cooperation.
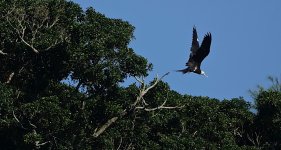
[72,0,281,102]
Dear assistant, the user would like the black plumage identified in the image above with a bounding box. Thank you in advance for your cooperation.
[178,27,212,77]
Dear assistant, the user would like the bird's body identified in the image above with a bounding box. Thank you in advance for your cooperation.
[178,27,212,77]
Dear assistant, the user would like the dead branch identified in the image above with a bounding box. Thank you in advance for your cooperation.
[93,73,169,138]
[133,72,170,106]
[12,110,26,129]
[32,128,50,148]
[93,72,183,138]
[93,117,119,138]
[6,64,26,84]
[135,72,184,111]
[35,141,50,148]
[29,121,37,129]
[13,110,49,148]
[5,5,66,54]
[5,72,14,84]
[0,50,7,55]
[12,110,21,124]
[116,137,123,150]
[135,99,184,111]
[0,40,7,55]
[234,127,243,137]
[247,132,262,147]
[192,131,198,137]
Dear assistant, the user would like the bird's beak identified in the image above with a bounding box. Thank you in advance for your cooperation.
[203,74,208,77]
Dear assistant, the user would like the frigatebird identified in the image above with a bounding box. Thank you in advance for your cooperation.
[177,27,212,77]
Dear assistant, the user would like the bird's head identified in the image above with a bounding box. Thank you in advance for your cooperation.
[201,70,208,77]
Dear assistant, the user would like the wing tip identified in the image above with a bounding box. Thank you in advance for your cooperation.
[204,32,212,40]
[193,25,197,33]
[193,25,196,29]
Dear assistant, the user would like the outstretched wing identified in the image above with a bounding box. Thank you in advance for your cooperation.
[190,26,199,56]
[192,32,212,65]
[186,27,200,68]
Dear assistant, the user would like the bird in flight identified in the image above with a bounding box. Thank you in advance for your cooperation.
[177,26,212,77]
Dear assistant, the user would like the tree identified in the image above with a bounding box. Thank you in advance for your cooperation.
[1,0,278,149]
[248,76,281,149]
[0,0,81,99]
[0,0,175,149]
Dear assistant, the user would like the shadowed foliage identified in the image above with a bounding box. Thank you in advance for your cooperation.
[0,0,280,149]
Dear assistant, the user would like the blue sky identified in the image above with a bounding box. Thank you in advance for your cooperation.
[72,0,281,102]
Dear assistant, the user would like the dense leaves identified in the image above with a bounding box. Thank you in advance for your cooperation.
[0,0,280,149]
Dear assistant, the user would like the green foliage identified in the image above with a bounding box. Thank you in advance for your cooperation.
[0,83,14,128]
[0,0,81,99]
[253,91,281,149]
[69,7,152,94]
[249,76,281,99]
[178,96,254,149]
[0,0,281,149]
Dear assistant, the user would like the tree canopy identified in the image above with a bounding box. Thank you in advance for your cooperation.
[0,0,281,149]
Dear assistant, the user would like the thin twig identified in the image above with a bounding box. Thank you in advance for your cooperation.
[116,137,123,150]
[0,50,7,55]
[92,72,176,138]
[5,72,14,84]
[12,110,26,129]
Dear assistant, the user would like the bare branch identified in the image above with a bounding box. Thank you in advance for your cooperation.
[136,98,184,111]
[133,72,170,106]
[19,35,39,53]
[5,11,40,53]
[29,121,37,129]
[134,72,184,111]
[247,132,262,147]
[35,141,50,148]
[12,111,20,123]
[5,72,14,84]
[5,4,66,54]
[141,97,149,106]
[192,131,198,137]
[92,72,181,138]
[116,137,123,150]
[234,127,243,137]
[93,117,119,138]
[33,128,50,148]
[0,50,7,55]
[47,16,59,29]
[247,133,256,146]
[0,40,7,55]
[12,110,26,129]
[134,76,144,85]
[81,101,86,110]
[135,105,183,111]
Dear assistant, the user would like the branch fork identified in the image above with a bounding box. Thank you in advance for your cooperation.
[93,72,183,138]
